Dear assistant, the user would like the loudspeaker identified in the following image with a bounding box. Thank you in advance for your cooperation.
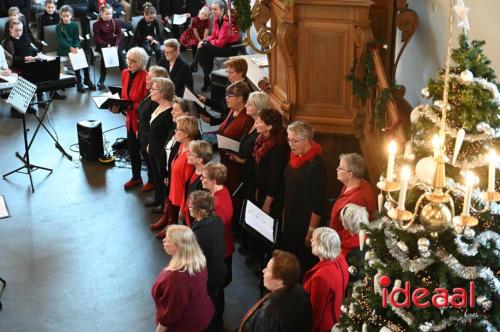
[211,68,230,106]
[77,120,104,161]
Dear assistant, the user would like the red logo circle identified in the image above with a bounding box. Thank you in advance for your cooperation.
[379,275,391,287]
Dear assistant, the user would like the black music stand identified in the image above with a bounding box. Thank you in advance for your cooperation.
[3,77,53,193]
[0,276,5,311]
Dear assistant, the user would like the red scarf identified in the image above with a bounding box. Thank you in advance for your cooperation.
[253,133,284,163]
[288,141,322,169]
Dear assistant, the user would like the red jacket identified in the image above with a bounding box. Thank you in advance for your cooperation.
[214,186,234,257]
[205,15,240,48]
[151,268,214,332]
[329,179,376,256]
[169,148,195,207]
[303,257,349,332]
[121,69,148,134]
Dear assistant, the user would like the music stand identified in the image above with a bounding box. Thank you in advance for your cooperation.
[3,77,52,193]
[0,275,5,311]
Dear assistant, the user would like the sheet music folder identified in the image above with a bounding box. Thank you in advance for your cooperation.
[92,93,133,109]
[240,200,277,246]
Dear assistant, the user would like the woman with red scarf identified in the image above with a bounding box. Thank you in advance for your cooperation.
[281,121,326,274]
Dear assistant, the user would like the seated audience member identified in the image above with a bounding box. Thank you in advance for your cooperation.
[132,0,156,16]
[56,5,96,92]
[145,77,175,213]
[4,20,40,67]
[158,38,193,97]
[165,116,199,224]
[38,0,59,41]
[304,227,349,332]
[239,250,312,332]
[137,65,169,193]
[87,0,124,19]
[115,47,149,190]
[329,153,376,255]
[93,4,126,89]
[340,203,369,283]
[152,224,214,332]
[134,5,162,63]
[150,98,196,238]
[180,140,213,226]
[194,1,240,91]
[198,57,250,125]
[179,5,209,70]
[189,190,227,332]
[201,162,234,286]
[281,121,325,274]
[0,0,31,18]
[4,6,42,50]
[159,0,188,40]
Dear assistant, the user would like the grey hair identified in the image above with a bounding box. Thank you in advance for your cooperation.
[340,203,369,234]
[248,91,272,111]
[339,153,365,178]
[311,227,341,260]
[287,121,314,141]
[164,38,180,50]
[149,65,168,78]
[126,47,149,70]
[151,77,175,101]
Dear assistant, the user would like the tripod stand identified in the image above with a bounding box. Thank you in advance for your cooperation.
[0,276,5,311]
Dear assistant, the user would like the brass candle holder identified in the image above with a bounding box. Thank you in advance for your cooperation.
[452,214,479,227]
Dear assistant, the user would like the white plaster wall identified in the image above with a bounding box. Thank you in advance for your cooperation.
[395,0,500,106]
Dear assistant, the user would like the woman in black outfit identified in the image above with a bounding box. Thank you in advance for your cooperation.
[137,66,168,193]
[146,77,175,213]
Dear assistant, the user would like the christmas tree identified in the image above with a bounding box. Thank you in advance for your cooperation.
[339,2,499,331]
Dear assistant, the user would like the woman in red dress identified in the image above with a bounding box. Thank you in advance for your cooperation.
[179,6,210,71]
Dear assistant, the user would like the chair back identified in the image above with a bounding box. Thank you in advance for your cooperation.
[43,25,58,54]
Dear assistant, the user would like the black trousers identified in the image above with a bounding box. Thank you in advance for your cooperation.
[74,68,91,83]
[97,46,127,83]
[149,152,167,206]
[139,142,153,183]
[127,129,142,179]
[197,42,239,86]
[206,288,224,332]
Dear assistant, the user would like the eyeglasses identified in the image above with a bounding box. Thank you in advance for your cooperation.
[126,58,137,63]
[287,138,304,145]
[164,49,177,55]
[225,93,237,98]
[225,69,236,75]
[336,167,352,173]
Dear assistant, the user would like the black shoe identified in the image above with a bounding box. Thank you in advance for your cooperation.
[151,205,164,214]
[144,199,160,207]
[76,83,85,93]
[201,85,210,92]
[84,79,97,90]
[53,90,66,100]
[97,81,106,90]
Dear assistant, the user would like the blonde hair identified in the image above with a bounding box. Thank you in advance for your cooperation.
[188,140,213,164]
[248,91,272,111]
[8,6,20,17]
[341,203,369,234]
[311,227,341,260]
[202,162,227,185]
[166,225,206,275]
[149,65,168,78]
[176,116,200,140]
[151,77,175,101]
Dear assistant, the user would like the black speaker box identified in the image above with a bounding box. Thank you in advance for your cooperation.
[77,120,104,161]
[210,68,230,106]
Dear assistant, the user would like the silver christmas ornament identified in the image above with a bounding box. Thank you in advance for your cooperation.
[481,300,492,311]
[460,69,474,83]
[348,265,358,276]
[368,259,377,267]
[421,87,430,98]
[419,322,433,332]
[418,237,430,247]
[463,227,475,239]
[397,241,409,253]
[340,305,348,314]
[476,295,487,306]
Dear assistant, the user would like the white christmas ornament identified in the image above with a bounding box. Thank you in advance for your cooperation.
[459,69,474,83]
[452,128,466,165]
[421,87,430,98]
[416,157,437,185]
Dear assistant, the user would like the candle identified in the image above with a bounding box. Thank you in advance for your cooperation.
[462,171,476,216]
[432,135,443,159]
[378,193,384,213]
[488,150,496,192]
[398,166,411,210]
[386,141,397,181]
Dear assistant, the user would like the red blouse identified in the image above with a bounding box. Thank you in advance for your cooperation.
[168,147,194,206]
[214,186,234,257]
[329,179,376,257]
[151,267,214,332]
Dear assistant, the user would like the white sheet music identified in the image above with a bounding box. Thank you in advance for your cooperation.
[68,48,88,70]
[92,92,120,108]
[172,14,189,25]
[244,200,274,243]
[0,45,8,69]
[217,134,240,153]
[183,87,205,108]
[0,195,10,219]
[102,46,119,68]
[6,77,37,114]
